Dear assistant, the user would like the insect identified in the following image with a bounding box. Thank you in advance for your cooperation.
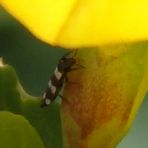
[40,50,84,108]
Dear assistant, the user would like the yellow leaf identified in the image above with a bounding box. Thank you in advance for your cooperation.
[61,44,148,147]
[1,0,148,48]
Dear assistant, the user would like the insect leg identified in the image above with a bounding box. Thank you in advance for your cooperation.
[40,100,48,108]
[74,64,85,69]
[67,67,84,72]
[58,94,65,99]
[64,75,78,85]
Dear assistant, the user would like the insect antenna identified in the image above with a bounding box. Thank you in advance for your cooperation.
[62,49,78,58]
[62,50,73,58]
[74,49,78,57]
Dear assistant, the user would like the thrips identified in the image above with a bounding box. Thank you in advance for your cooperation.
[41,50,84,107]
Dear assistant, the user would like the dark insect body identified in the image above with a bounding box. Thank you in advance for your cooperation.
[41,50,83,108]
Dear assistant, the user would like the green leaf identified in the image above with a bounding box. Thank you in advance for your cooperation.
[0,111,44,148]
[0,64,21,113]
[22,100,63,148]
[0,63,63,148]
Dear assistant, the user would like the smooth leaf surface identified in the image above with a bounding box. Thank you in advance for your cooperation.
[61,43,148,148]
[0,111,44,148]
[22,101,63,148]
[0,64,21,113]
[0,64,63,148]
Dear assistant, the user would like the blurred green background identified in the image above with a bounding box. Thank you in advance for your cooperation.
[0,7,147,148]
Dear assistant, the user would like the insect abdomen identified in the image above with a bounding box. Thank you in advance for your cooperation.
[41,67,63,107]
